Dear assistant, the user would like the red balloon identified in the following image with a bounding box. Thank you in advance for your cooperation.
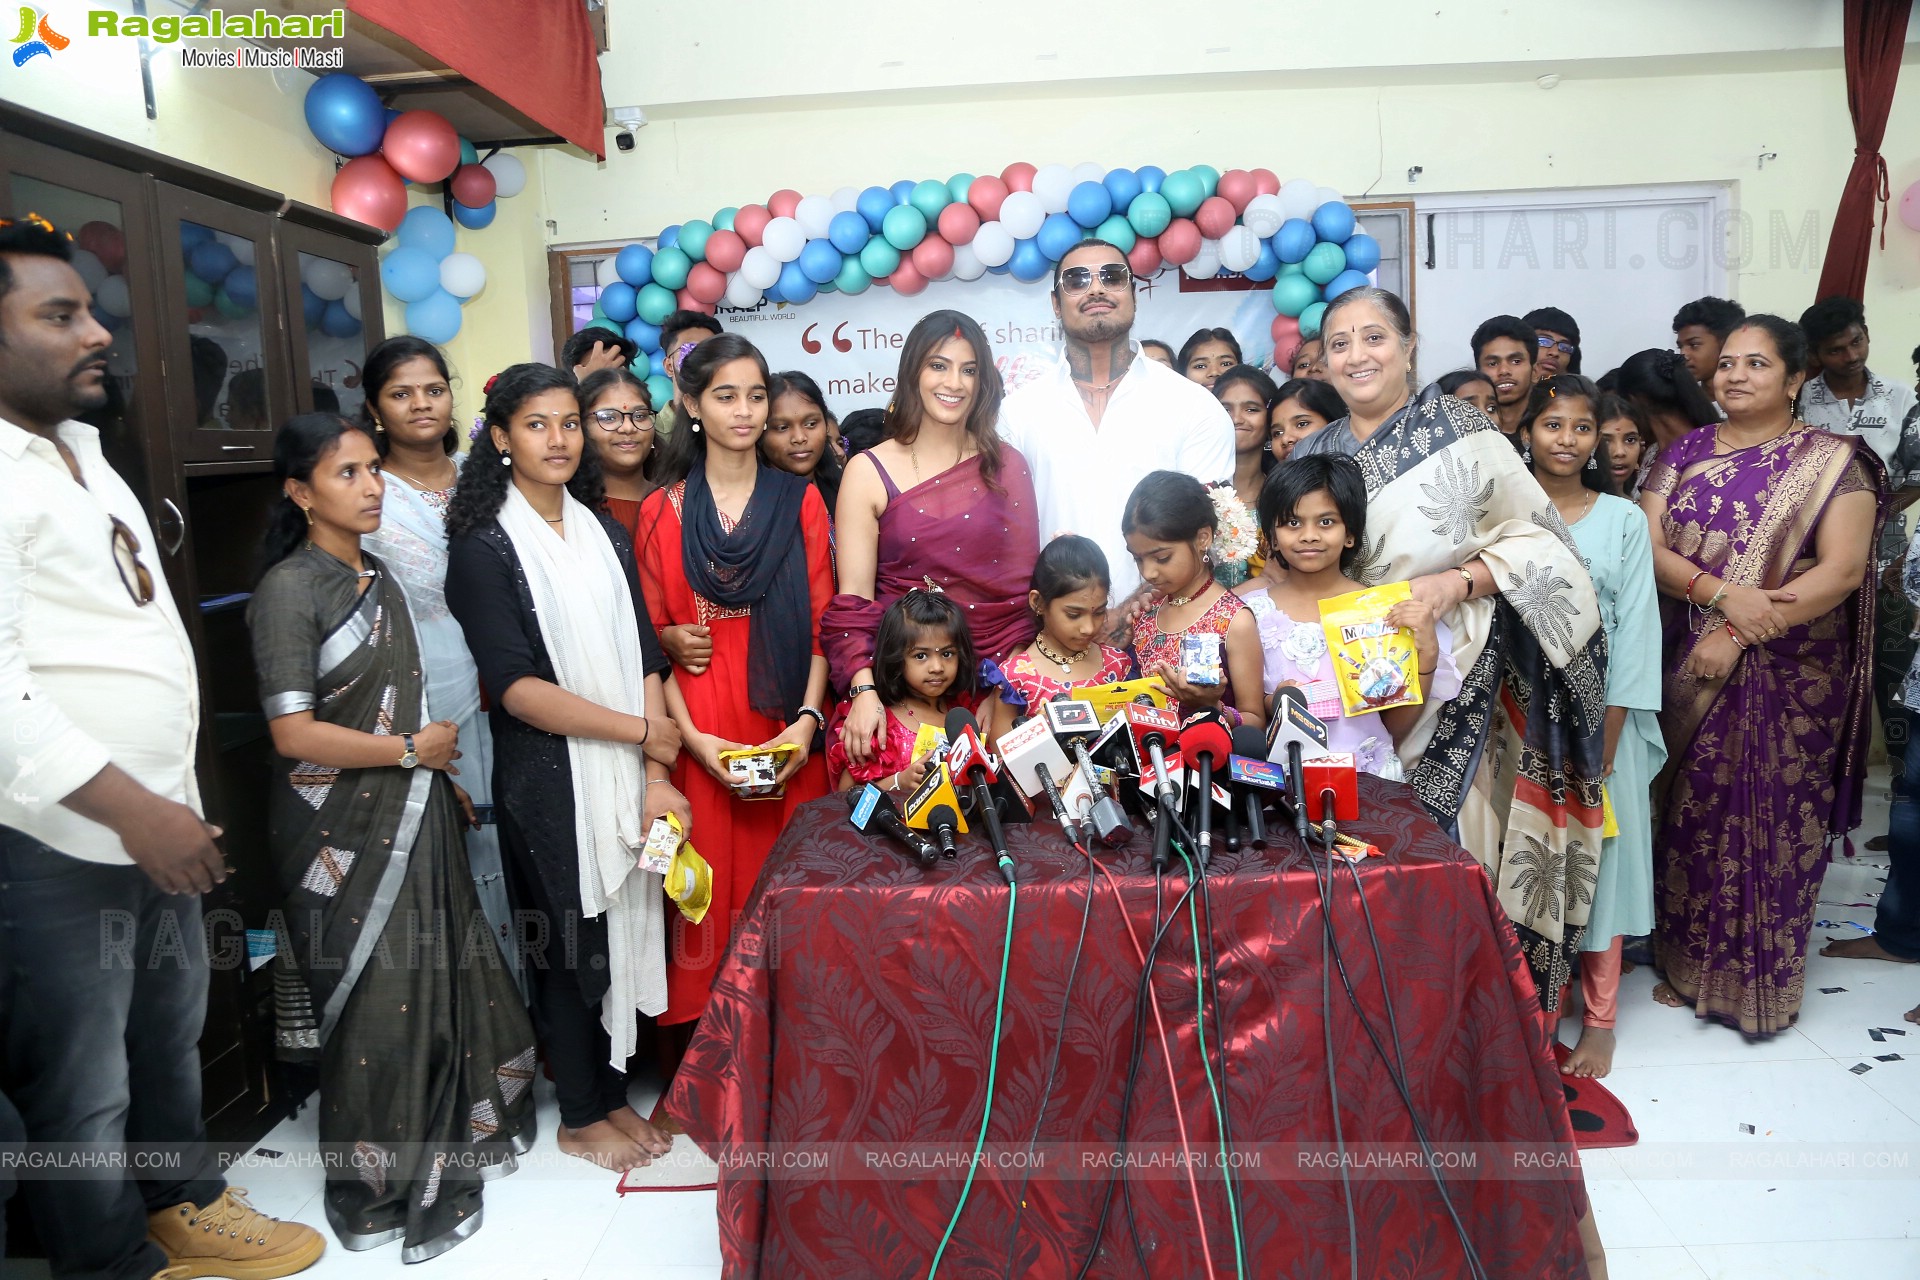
[936,203,980,246]
[704,228,746,273]
[1001,162,1037,193]
[734,203,771,248]
[449,163,497,208]
[330,155,408,233]
[1126,236,1162,278]
[686,262,727,305]
[674,288,716,315]
[911,235,955,278]
[967,175,1009,222]
[75,221,126,274]
[1252,168,1281,197]
[767,189,802,218]
[1158,218,1201,266]
[381,110,460,183]
[1270,313,1301,344]
[889,261,927,296]
[1218,169,1257,214]
[1194,195,1236,240]
[185,306,206,325]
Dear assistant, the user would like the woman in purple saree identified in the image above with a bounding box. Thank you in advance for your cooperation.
[1639,316,1881,1037]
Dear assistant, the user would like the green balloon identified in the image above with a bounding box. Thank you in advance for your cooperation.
[646,374,674,411]
[946,173,975,205]
[589,299,608,323]
[214,288,250,318]
[1270,273,1320,318]
[1191,164,1220,198]
[184,274,214,307]
[859,237,902,277]
[678,219,714,262]
[1094,214,1136,253]
[1299,301,1329,339]
[816,278,838,295]
[458,136,478,167]
[714,206,738,232]
[1160,170,1204,217]
[907,179,950,224]
[635,282,676,326]
[1276,260,1305,278]
[834,256,872,295]
[881,204,928,252]
[1302,241,1347,285]
[1126,191,1172,237]
[651,245,693,290]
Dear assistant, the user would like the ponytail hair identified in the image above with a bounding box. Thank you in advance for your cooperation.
[258,413,374,580]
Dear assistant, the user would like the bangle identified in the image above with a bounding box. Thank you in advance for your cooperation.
[1418,667,1437,677]
[848,682,878,699]
[1725,622,1746,649]
[637,719,650,746]
[646,778,672,788]
[1685,569,1707,602]
[797,705,826,730]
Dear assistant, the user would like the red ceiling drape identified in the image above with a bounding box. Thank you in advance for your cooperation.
[1813,0,1913,302]
[347,0,606,158]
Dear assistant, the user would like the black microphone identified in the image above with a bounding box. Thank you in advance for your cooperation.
[928,804,962,858]
[1229,724,1276,849]
[1179,711,1232,868]
[946,707,1016,885]
[846,783,940,868]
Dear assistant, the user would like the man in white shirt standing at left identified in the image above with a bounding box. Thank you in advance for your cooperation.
[0,216,323,1279]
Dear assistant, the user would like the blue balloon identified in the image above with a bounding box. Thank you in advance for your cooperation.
[828,211,870,255]
[451,200,496,229]
[222,265,258,309]
[1036,212,1085,262]
[319,299,361,338]
[986,260,1012,275]
[1136,165,1167,194]
[798,238,842,285]
[179,221,215,251]
[300,284,325,329]
[623,317,661,352]
[1244,239,1279,282]
[776,259,818,304]
[1066,181,1112,230]
[397,206,456,260]
[763,278,786,305]
[404,289,462,345]
[380,247,441,303]
[384,107,403,128]
[187,241,237,284]
[615,243,654,288]
[1342,232,1382,273]
[856,186,894,232]
[658,224,681,250]
[599,281,639,324]
[1102,168,1143,214]
[303,73,385,156]
[1324,269,1373,301]
[1274,219,1317,264]
[650,350,668,377]
[1311,201,1356,244]
[888,179,916,206]
[1009,237,1051,283]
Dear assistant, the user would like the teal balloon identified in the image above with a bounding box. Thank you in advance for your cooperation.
[1270,274,1320,318]
[458,136,478,167]
[183,274,214,308]
[405,289,462,345]
[907,180,950,224]
[1127,191,1172,237]
[1302,241,1347,285]
[816,278,838,295]
[834,256,872,295]
[1093,214,1136,252]
[859,237,902,277]
[881,204,928,251]
[1160,170,1204,217]
[1191,165,1220,198]
[650,245,693,290]
[646,375,674,411]
[589,300,607,324]
[1299,301,1329,339]
[714,206,738,232]
[678,219,714,262]
[946,173,975,205]
[635,282,676,326]
[214,288,250,318]
[1277,260,1306,277]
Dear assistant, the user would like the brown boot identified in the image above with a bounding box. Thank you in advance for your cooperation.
[147,1187,325,1279]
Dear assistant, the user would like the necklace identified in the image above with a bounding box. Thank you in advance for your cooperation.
[909,437,965,484]
[1164,578,1211,608]
[1033,635,1089,675]
[384,458,458,491]
[1715,417,1797,453]
[543,516,563,525]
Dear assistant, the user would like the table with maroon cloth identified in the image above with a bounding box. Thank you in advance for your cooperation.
[665,777,1590,1279]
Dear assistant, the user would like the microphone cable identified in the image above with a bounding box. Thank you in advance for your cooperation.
[1307,814,1360,1280]
[1175,843,1248,1279]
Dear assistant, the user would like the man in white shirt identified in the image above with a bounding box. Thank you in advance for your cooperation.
[998,240,1234,603]
[0,218,322,1278]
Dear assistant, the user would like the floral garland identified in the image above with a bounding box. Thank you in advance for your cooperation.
[1208,482,1260,562]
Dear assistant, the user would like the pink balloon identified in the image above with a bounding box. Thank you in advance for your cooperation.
[380,110,460,183]
[674,288,716,315]
[767,189,802,218]
[1126,236,1162,278]
[76,221,126,273]
[1159,218,1201,266]
[1002,162,1037,193]
[1271,313,1301,344]
[734,204,771,248]
[911,235,955,278]
[1902,180,1920,233]
[1252,168,1281,197]
[1194,195,1236,240]
[704,228,746,273]
[330,155,407,233]
[686,262,727,305]
[936,203,980,245]
[889,261,928,296]
[1218,169,1257,213]
[968,175,1009,222]
[449,163,496,208]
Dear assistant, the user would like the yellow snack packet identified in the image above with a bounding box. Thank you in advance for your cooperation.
[665,841,713,925]
[1601,786,1620,839]
[1318,582,1424,716]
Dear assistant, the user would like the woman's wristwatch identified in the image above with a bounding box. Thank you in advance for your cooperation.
[398,733,418,769]
[848,682,878,700]
[1456,565,1474,599]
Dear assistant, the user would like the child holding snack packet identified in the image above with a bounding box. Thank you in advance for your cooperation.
[828,589,990,791]
[1241,455,1460,778]
[1001,535,1134,712]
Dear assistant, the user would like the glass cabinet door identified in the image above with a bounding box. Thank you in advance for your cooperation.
[276,219,382,421]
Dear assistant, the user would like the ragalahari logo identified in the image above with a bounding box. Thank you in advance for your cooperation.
[11,6,68,65]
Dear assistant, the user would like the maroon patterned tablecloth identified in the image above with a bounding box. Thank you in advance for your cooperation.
[666,778,1590,1278]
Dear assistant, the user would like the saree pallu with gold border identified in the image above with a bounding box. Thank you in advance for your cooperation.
[1345,387,1609,1009]
[1645,425,1881,1037]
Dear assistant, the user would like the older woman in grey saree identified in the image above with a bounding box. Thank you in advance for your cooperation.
[248,416,534,1261]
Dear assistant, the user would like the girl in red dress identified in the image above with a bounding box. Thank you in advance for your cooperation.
[1000,535,1134,716]
[826,590,987,793]
[636,335,834,1026]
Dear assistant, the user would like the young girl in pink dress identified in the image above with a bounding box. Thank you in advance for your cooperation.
[827,590,989,792]
[1000,536,1133,714]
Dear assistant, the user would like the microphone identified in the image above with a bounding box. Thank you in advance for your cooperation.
[946,708,1016,885]
[1228,724,1280,849]
[1304,752,1361,828]
[903,761,969,858]
[846,783,940,868]
[1179,711,1233,867]
[997,714,1082,845]
[1121,704,1180,871]
[1270,687,1328,840]
[1044,700,1133,847]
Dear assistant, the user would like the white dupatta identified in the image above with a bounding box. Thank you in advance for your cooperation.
[496,482,666,1061]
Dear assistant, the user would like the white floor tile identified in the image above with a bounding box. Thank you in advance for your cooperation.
[1584,1173,1683,1250]
[579,1189,724,1276]
[1569,967,1829,1071]
[1637,1177,1920,1249]
[1605,1246,1711,1280]
[1686,1237,1920,1278]
[1600,1056,1920,1146]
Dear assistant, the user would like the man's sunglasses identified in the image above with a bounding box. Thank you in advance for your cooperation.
[110,515,155,607]
[1058,263,1133,294]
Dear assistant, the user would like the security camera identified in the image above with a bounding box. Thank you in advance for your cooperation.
[608,106,646,153]
[616,131,635,152]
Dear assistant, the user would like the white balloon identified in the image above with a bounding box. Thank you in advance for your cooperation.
[723,273,764,309]
[1031,163,1074,214]
[997,191,1044,240]
[1278,178,1320,223]
[831,185,861,214]
[230,238,256,267]
[795,195,835,240]
[950,240,986,281]
[1218,226,1260,273]
[971,220,1015,267]
[595,256,624,289]
[304,258,354,301]
[1241,193,1284,239]
[1182,240,1222,280]
[342,286,363,320]
[71,248,108,292]
[761,216,805,263]
[482,152,527,199]
[95,275,132,318]
[439,252,487,298]
[738,245,781,290]
[1071,161,1105,187]
[1315,185,1345,211]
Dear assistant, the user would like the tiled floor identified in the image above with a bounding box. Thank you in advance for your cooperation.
[8,783,1917,1280]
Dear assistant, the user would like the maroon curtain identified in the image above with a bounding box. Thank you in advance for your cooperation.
[347,0,606,158]
[1814,0,1914,301]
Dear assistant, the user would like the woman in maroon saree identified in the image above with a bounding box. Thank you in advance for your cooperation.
[1639,316,1881,1037]
[826,310,1039,767]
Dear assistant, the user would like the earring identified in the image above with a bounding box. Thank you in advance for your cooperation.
[302,506,313,526]
[374,420,386,433]
[690,419,702,434]
[1585,453,1598,471]
[500,450,512,466]
[1521,442,1532,463]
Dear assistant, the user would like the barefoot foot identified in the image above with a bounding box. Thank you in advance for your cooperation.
[1651,981,1687,1008]
[607,1105,675,1158]
[1620,958,1637,974]
[558,1119,649,1172]
[1819,935,1917,963]
[1562,1026,1616,1078]
[1907,1003,1920,1027]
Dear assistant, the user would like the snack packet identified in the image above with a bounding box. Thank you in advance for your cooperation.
[1180,633,1223,686]
[1318,582,1423,715]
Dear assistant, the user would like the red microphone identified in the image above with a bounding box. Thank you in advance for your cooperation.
[946,707,1016,884]
[1302,753,1360,827]
[1179,711,1233,865]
